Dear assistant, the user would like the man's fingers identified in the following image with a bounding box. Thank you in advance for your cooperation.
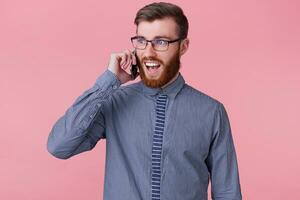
[109,49,138,84]
[122,49,134,70]
[115,49,137,73]
[122,50,132,66]
[125,49,133,66]
[120,53,128,66]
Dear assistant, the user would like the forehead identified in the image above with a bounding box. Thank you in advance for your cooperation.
[136,17,178,39]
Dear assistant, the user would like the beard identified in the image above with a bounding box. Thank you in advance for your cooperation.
[136,50,181,88]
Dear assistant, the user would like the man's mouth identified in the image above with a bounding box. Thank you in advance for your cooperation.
[144,61,161,75]
[144,61,160,68]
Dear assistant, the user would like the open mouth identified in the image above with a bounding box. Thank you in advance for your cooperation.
[144,61,161,75]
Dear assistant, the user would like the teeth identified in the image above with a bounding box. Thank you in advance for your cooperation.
[145,62,159,67]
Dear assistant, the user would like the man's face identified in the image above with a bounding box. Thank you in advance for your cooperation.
[135,18,185,88]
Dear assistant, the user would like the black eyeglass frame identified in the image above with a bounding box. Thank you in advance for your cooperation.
[130,36,184,51]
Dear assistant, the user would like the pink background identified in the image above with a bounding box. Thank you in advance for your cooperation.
[1,0,299,199]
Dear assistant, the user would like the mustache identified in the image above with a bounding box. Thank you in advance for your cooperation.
[141,57,163,64]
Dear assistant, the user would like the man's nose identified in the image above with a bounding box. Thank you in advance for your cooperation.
[143,42,157,58]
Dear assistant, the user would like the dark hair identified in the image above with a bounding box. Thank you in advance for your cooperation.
[134,2,189,39]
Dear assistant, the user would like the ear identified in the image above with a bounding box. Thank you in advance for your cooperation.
[179,38,189,57]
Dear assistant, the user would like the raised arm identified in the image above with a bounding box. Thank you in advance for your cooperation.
[47,69,121,159]
[47,49,138,159]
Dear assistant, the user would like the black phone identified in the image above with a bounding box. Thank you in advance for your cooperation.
[130,51,138,80]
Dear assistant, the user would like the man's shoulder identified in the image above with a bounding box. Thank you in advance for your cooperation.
[181,83,222,107]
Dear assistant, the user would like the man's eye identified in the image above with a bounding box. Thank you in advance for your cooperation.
[137,38,146,44]
[155,40,167,46]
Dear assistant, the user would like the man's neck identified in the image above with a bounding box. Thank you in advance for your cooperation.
[161,72,179,89]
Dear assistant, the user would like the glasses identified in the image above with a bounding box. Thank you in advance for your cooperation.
[131,36,183,51]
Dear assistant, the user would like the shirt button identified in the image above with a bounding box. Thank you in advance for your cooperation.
[96,103,101,108]
[113,85,117,89]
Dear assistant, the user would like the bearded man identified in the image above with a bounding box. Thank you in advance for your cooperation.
[47,2,242,200]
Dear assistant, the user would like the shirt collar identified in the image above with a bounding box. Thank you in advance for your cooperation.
[138,72,185,99]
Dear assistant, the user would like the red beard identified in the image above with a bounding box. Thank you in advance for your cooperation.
[137,51,181,88]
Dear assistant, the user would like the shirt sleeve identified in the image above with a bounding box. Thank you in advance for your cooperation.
[205,103,243,200]
[47,69,121,159]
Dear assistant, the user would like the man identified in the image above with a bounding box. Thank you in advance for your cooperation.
[47,2,242,200]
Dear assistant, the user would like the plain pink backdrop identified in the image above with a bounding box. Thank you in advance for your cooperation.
[1,0,299,199]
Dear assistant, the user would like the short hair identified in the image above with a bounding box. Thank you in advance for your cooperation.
[134,2,189,39]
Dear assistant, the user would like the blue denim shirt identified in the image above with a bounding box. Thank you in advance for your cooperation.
[47,69,242,200]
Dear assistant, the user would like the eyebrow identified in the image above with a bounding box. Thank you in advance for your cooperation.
[136,35,172,40]
[154,36,172,40]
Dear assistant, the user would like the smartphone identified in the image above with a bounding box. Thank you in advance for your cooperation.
[130,50,138,80]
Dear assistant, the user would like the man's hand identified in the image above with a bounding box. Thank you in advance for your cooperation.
[108,49,139,84]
